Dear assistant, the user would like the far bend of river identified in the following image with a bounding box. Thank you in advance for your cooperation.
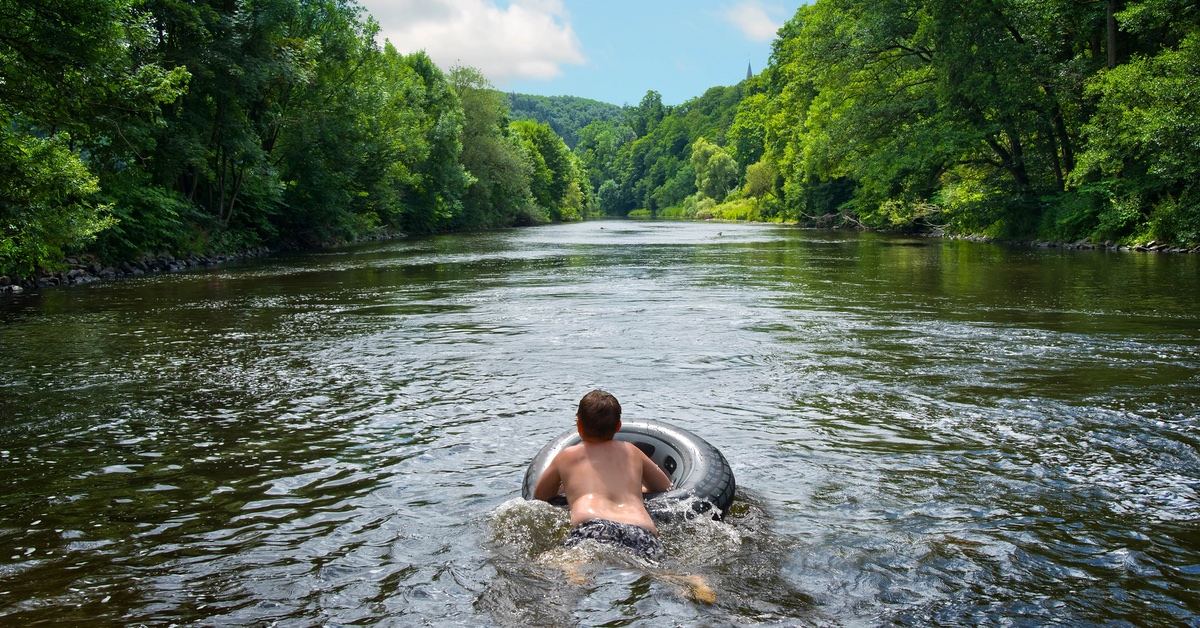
[1,221,1198,626]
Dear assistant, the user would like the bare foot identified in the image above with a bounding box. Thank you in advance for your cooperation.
[660,574,715,603]
[565,563,587,585]
[682,575,716,603]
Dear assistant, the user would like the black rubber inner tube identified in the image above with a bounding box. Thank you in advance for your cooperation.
[522,418,736,520]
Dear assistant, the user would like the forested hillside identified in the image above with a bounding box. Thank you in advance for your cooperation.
[590,0,1198,247]
[3,0,1197,282]
[0,0,590,279]
[503,93,625,149]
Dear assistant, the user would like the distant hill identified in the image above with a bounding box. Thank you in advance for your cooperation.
[503,93,626,149]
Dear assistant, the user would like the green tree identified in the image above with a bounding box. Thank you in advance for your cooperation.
[0,0,185,274]
[692,138,737,200]
[764,0,1108,234]
[1072,9,1200,245]
[511,119,591,221]
[595,179,625,216]
[451,66,539,227]
[0,133,115,276]
[727,92,769,169]
[744,159,778,200]
[632,90,665,137]
[575,120,637,190]
[504,93,624,149]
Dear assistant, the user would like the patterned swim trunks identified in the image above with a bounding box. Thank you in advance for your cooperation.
[564,518,664,561]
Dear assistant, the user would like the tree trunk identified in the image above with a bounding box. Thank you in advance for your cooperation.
[1053,103,1075,176]
[1006,129,1030,190]
[217,149,227,225]
[1107,0,1118,69]
[1048,132,1065,192]
[224,166,245,225]
[983,131,1031,191]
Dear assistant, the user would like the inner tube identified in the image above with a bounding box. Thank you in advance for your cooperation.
[521,418,736,520]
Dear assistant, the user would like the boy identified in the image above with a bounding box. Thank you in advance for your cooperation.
[534,389,672,561]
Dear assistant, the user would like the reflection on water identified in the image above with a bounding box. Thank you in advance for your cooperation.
[1,221,1197,625]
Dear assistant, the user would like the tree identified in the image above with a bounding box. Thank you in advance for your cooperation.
[596,179,625,216]
[632,90,665,137]
[575,120,637,190]
[1072,9,1200,245]
[727,92,769,169]
[504,93,624,149]
[0,0,185,274]
[692,138,737,201]
[745,160,778,200]
[451,66,540,227]
[761,0,1108,233]
[0,133,116,276]
[511,119,591,221]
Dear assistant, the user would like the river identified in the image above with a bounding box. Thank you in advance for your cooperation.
[1,220,1197,626]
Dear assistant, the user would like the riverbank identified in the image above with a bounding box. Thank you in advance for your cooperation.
[0,248,275,295]
[0,230,409,297]
[795,211,1200,253]
[707,213,1200,254]
[1029,239,1199,253]
[935,232,1200,253]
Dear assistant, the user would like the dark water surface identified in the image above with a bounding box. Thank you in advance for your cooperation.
[1,221,1197,626]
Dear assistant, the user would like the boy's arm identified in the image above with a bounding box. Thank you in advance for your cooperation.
[638,448,672,493]
[533,457,564,501]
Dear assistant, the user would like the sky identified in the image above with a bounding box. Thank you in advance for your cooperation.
[356,0,807,107]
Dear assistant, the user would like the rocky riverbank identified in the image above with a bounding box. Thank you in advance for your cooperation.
[0,247,274,295]
[933,230,1198,253]
[1030,239,1199,253]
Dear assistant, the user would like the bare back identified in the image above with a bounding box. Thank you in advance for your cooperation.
[534,439,672,534]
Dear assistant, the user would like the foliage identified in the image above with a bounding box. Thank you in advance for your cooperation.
[504,93,625,149]
[0,0,592,278]
[744,160,778,200]
[0,0,162,276]
[0,132,115,275]
[736,0,1200,245]
[1073,24,1200,245]
[5,0,1199,279]
[595,179,627,216]
[573,85,749,216]
[510,119,576,220]
[451,66,542,228]
[692,138,738,201]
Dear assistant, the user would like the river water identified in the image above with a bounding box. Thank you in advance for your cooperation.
[1,221,1197,626]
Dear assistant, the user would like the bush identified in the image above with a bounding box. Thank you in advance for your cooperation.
[0,131,115,276]
[94,170,198,260]
[1150,194,1200,246]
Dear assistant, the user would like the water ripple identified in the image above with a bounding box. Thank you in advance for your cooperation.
[1,222,1197,625]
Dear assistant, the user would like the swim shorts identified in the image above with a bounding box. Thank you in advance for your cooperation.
[564,518,664,561]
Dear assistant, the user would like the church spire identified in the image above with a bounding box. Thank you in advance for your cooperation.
[746,61,753,81]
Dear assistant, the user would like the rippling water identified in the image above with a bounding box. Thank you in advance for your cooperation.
[1,221,1197,626]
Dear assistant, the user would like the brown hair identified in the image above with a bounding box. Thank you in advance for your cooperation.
[577,389,621,440]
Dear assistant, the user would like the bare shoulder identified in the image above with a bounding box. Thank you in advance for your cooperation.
[552,443,584,465]
[624,441,649,458]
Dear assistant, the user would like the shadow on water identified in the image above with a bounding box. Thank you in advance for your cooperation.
[480,490,821,626]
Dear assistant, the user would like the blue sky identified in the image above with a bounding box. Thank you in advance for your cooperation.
[357,0,806,107]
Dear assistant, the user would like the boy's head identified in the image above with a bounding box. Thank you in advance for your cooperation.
[576,389,621,441]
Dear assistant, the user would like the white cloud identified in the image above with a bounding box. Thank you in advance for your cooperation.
[357,0,586,83]
[724,1,783,42]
